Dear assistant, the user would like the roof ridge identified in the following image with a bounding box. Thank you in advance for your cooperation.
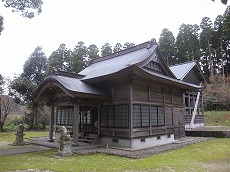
[53,70,85,79]
[89,39,157,65]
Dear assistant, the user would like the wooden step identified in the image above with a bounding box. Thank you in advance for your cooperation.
[78,134,99,144]
[78,138,92,143]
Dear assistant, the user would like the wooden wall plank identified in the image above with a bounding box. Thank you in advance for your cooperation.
[132,84,149,102]
[114,85,129,101]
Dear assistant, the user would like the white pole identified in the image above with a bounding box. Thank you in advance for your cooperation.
[190,91,200,128]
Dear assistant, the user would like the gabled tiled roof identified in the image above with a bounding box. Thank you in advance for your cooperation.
[33,39,203,102]
[169,61,204,80]
[79,40,158,80]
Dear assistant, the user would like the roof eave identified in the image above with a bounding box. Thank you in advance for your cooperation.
[82,65,201,91]
[32,77,75,102]
[33,76,110,103]
[133,66,201,91]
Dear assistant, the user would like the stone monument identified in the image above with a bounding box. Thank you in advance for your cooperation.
[57,126,72,156]
[13,121,25,145]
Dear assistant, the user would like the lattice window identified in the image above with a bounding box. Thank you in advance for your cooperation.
[151,106,165,126]
[133,105,150,128]
[56,107,73,126]
[100,105,129,128]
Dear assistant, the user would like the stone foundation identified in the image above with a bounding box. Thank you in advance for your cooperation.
[100,134,175,149]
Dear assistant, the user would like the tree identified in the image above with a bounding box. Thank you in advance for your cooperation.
[204,75,230,110]
[23,46,47,85]
[212,15,224,76]
[175,23,200,63]
[0,74,4,94]
[87,44,99,60]
[222,6,230,75]
[113,43,123,53]
[0,16,3,35]
[211,0,229,5]
[0,95,13,131]
[10,47,47,104]
[86,44,99,66]
[10,46,47,129]
[47,42,86,73]
[2,0,43,19]
[101,43,113,57]
[123,42,135,49]
[66,41,86,73]
[200,17,215,78]
[0,0,43,35]
[158,28,176,65]
[47,44,69,73]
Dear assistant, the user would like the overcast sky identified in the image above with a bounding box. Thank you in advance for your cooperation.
[0,0,228,78]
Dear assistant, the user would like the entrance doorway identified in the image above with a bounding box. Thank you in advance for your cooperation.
[79,106,98,135]
[173,108,185,139]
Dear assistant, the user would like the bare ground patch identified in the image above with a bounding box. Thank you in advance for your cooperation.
[203,162,230,172]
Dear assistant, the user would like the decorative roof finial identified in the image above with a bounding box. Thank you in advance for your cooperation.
[150,38,157,44]
[147,38,157,49]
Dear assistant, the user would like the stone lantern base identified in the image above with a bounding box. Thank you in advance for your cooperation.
[13,133,26,146]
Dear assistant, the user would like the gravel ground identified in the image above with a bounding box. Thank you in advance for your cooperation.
[73,137,212,158]
[0,142,8,147]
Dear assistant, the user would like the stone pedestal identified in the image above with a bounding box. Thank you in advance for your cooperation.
[56,126,72,157]
[57,141,72,156]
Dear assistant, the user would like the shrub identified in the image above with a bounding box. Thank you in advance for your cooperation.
[3,117,23,132]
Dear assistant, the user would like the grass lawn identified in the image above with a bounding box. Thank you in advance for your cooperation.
[0,131,48,143]
[205,111,230,127]
[0,136,230,172]
[0,131,49,150]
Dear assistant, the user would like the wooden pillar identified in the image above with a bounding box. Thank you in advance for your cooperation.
[148,85,150,102]
[129,83,133,138]
[129,103,133,138]
[188,92,191,115]
[48,107,55,142]
[148,85,152,135]
[72,103,79,146]
[201,89,204,116]
[97,104,101,135]
[149,104,152,135]
[183,93,185,108]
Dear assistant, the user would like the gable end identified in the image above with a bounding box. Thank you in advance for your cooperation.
[183,69,200,85]
[140,48,175,78]
[143,60,166,75]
